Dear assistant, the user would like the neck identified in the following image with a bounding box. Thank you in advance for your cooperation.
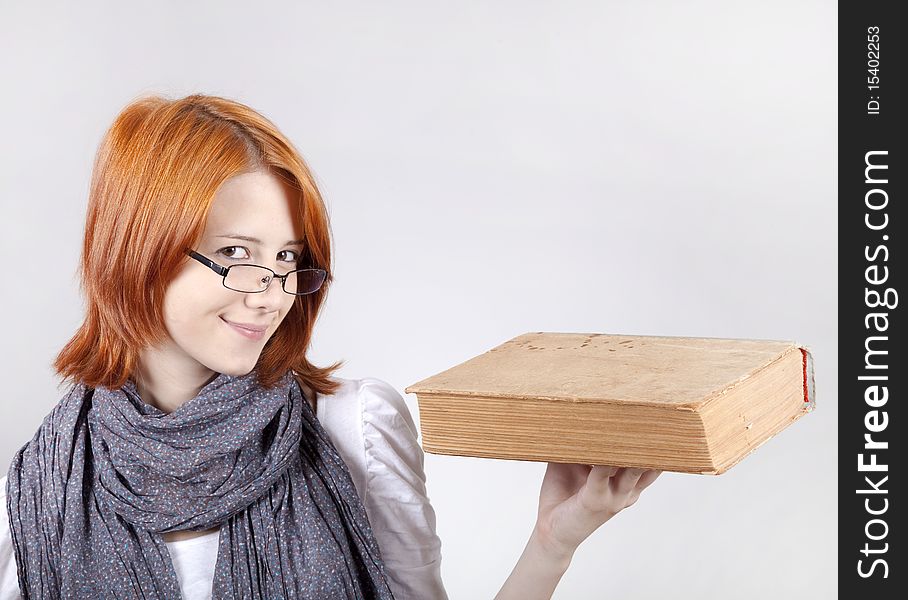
[133,348,219,414]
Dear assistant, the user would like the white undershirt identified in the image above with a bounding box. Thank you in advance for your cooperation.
[0,377,447,600]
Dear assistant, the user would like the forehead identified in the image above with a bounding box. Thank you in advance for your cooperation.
[204,170,303,242]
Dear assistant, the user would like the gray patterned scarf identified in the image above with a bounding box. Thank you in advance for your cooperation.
[5,370,396,599]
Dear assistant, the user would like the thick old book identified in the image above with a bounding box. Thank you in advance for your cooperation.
[404,332,815,475]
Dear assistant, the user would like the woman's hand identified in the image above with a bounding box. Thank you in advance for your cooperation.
[533,463,662,561]
[494,464,661,599]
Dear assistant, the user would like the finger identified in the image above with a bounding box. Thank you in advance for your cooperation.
[635,469,662,491]
[623,471,662,508]
[590,465,620,479]
[541,463,567,492]
[544,462,588,483]
[587,465,621,488]
[541,462,591,501]
[585,465,619,493]
[563,463,595,486]
[611,467,645,495]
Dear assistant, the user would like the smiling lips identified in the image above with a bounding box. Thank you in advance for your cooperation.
[221,317,268,341]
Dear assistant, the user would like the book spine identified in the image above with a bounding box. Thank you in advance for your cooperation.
[799,347,816,409]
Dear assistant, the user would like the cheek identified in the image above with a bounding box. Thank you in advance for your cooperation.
[282,297,298,318]
[276,297,300,327]
[162,278,225,338]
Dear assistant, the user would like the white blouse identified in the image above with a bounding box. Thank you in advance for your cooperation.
[0,377,448,600]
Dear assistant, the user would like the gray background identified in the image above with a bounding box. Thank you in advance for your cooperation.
[0,1,836,598]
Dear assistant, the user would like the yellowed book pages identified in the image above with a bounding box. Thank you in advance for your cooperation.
[405,332,815,475]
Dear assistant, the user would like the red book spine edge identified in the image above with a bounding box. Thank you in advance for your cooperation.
[799,347,816,408]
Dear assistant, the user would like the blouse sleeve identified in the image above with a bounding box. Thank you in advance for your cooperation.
[355,378,449,600]
[0,476,24,600]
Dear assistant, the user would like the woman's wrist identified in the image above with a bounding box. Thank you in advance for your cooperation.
[493,525,574,600]
[530,519,576,568]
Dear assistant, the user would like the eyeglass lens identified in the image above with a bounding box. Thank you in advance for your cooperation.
[224,265,325,295]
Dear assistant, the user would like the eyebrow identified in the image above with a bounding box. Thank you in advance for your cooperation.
[215,234,306,247]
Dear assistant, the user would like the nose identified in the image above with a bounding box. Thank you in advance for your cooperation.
[244,271,288,311]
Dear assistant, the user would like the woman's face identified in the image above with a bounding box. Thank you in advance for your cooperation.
[144,170,304,385]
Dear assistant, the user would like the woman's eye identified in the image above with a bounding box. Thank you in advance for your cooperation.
[278,249,301,263]
[218,246,250,261]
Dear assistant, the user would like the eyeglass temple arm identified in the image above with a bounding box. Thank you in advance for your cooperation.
[185,250,229,277]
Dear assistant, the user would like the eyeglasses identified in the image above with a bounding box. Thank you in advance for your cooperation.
[185,249,327,296]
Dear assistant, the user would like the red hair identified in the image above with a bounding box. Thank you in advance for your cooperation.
[53,94,343,395]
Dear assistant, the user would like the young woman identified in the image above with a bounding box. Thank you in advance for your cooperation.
[0,94,660,599]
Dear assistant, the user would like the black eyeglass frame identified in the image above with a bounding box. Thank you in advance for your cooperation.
[184,249,327,296]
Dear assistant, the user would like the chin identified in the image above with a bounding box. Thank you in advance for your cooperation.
[209,360,258,378]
